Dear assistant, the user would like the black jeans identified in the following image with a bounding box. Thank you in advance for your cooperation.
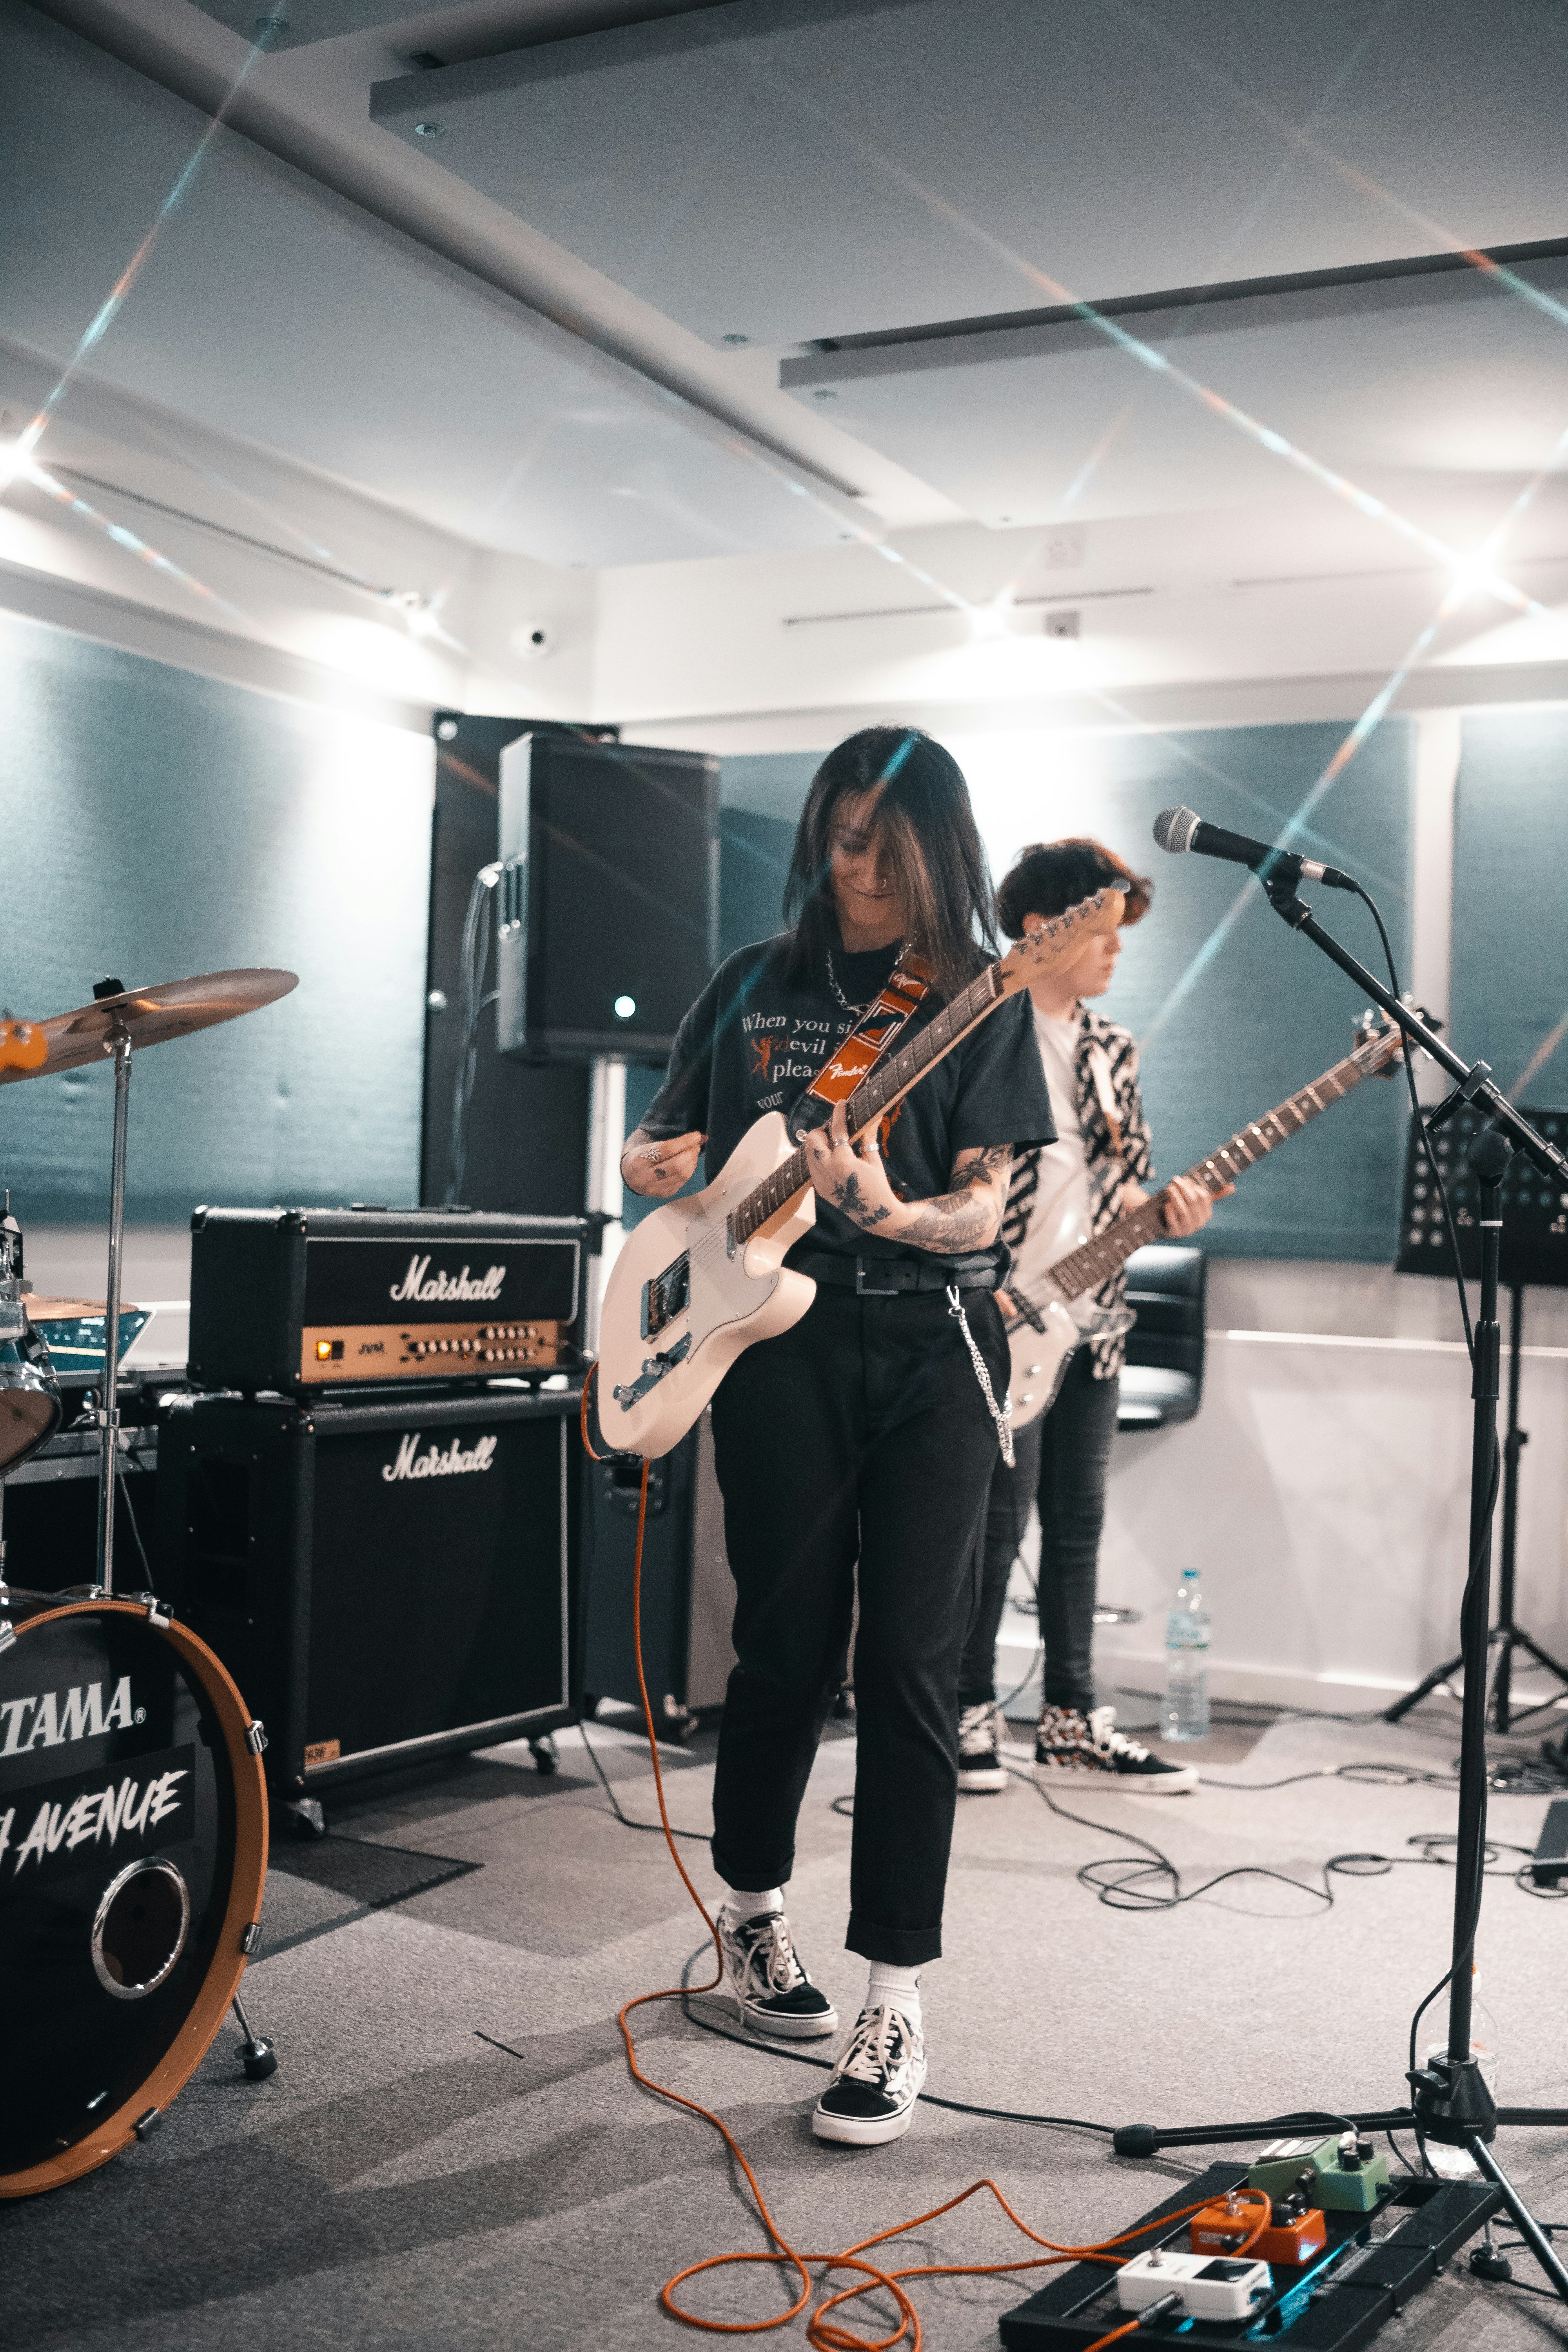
[958,1348,1121,1715]
[709,1284,1009,1965]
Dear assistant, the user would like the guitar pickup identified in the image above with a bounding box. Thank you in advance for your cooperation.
[1004,1286,1047,1332]
[641,1254,690,1339]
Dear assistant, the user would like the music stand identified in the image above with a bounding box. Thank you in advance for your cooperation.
[1388,1103,1568,1732]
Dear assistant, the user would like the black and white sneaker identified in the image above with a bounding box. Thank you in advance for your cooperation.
[718,1907,838,2040]
[1034,1704,1198,1794]
[957,1702,1009,1793]
[812,2005,927,2145]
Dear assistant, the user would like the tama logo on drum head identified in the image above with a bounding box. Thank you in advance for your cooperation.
[382,1432,498,1483]
[388,1256,505,1305]
[0,1676,138,1757]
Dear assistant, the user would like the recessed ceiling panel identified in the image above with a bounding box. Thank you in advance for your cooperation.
[776,259,1568,528]
[370,0,1568,348]
[0,5,856,566]
[187,0,477,52]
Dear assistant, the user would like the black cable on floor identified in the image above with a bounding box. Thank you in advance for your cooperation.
[1023,1768,1337,1913]
[577,1716,710,1842]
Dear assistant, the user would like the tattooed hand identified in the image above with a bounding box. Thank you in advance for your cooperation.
[802,1102,903,1231]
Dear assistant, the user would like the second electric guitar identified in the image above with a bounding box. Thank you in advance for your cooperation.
[1004,1015,1403,1430]
[597,885,1125,1457]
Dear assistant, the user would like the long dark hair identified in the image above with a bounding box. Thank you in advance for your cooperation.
[782,727,996,1001]
[996,837,1151,940]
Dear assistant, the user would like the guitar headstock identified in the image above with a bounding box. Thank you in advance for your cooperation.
[1353,1004,1432,1078]
[995,885,1126,996]
[0,1020,46,1076]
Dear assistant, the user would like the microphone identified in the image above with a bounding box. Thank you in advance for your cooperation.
[1152,806,1356,892]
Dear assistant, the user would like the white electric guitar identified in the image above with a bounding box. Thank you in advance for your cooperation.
[1004,1014,1405,1430]
[597,887,1125,1457]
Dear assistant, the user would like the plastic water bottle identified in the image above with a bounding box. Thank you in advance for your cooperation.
[1163,1569,1210,1741]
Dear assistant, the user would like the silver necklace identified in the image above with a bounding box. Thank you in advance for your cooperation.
[824,948,874,1021]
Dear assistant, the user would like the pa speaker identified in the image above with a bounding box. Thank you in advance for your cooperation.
[496,735,719,1062]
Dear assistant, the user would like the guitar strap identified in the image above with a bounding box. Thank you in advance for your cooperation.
[786,947,934,1141]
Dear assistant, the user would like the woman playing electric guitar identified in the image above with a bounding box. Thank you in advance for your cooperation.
[621,728,1055,2147]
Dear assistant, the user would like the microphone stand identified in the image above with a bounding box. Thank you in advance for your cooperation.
[1111,870,1568,2300]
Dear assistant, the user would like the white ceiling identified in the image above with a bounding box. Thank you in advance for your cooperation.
[1,1,866,566]
[7,0,1568,619]
[368,0,1568,346]
[778,256,1568,528]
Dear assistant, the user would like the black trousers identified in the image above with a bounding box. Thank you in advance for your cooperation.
[708,1285,1009,1965]
[958,1348,1121,1715]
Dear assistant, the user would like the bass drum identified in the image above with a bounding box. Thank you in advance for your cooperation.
[0,1593,268,2197]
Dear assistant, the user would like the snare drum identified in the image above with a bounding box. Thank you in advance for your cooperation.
[0,1592,268,2196]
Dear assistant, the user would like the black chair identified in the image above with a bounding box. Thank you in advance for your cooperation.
[1116,1244,1207,1433]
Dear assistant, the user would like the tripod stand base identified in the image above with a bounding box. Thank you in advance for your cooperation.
[1001,2161,1501,2351]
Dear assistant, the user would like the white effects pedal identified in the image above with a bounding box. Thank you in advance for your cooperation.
[1116,2247,1272,2323]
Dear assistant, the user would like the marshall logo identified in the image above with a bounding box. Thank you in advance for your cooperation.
[382,1432,499,1483]
[0,1675,137,1758]
[389,1256,505,1305]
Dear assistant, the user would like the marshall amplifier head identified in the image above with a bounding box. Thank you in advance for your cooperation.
[188,1207,585,1394]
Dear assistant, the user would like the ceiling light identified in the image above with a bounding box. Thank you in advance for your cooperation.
[722,333,749,346]
[414,121,446,138]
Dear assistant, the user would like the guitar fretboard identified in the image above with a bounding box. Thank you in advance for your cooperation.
[1041,1035,1389,1304]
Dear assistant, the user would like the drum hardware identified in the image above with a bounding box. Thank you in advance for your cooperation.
[0,967,297,1595]
[0,971,294,2192]
[0,1197,62,1488]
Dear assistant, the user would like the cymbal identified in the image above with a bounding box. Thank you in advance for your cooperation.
[0,969,298,1082]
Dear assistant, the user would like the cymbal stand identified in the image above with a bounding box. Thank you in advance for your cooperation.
[94,1024,132,1597]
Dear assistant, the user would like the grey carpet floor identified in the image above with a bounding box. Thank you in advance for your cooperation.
[7,1701,1568,2352]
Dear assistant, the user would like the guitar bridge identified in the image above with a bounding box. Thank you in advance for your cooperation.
[641,1253,690,1339]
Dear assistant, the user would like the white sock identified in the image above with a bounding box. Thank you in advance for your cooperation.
[866,1961,922,2027]
[722,1885,783,1920]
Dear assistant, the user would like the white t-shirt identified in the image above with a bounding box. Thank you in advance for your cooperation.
[1009,1005,1100,1325]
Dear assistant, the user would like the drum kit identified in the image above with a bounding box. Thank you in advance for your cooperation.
[0,967,294,2197]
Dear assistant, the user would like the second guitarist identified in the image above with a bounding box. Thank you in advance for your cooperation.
[955,836,1232,1798]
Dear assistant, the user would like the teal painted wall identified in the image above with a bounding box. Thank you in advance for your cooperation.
[0,612,434,1223]
[1452,711,1568,1106]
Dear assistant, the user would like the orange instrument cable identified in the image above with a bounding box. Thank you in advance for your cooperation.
[597,1412,1216,2350]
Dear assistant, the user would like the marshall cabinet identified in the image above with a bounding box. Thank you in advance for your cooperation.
[155,1385,583,1811]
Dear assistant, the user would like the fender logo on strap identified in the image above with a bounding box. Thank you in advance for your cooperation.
[790,950,933,1136]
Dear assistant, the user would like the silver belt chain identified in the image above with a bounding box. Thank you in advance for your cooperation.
[946,1285,1014,1467]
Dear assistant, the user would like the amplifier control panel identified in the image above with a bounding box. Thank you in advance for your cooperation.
[303,1319,567,1383]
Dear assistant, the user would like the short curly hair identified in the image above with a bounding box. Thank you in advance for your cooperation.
[995,837,1151,940]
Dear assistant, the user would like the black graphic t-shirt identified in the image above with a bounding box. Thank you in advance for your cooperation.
[639,932,1056,1280]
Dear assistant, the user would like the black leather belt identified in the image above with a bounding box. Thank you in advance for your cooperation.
[791,1248,996,1297]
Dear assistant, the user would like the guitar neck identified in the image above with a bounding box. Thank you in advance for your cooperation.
[1043,1039,1385,1303]
[731,964,1002,1245]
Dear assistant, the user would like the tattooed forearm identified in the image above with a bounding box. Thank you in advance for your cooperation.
[832,1174,893,1228]
[896,1188,998,1252]
[894,1145,1011,1254]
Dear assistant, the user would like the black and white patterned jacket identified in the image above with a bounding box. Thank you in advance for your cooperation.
[1002,1007,1154,1379]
